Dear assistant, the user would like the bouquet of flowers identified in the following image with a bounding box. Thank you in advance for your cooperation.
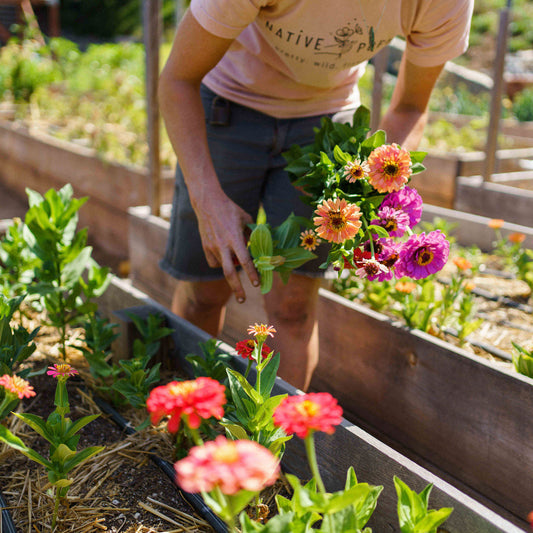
[248,106,450,293]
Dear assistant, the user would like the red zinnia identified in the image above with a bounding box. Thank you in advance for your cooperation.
[273,393,343,439]
[147,377,226,433]
[235,340,272,361]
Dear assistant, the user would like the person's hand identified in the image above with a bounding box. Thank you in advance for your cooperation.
[194,191,259,302]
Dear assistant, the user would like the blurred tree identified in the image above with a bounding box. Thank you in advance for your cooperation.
[60,0,175,39]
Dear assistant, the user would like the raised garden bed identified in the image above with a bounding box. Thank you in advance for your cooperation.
[0,121,175,264]
[99,279,528,532]
[127,202,533,529]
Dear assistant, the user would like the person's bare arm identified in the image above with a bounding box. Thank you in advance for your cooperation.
[159,9,259,302]
[378,55,444,151]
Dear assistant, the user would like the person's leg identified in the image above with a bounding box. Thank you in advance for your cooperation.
[262,273,321,391]
[171,278,232,337]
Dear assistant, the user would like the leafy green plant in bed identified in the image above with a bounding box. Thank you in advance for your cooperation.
[0,217,39,298]
[23,184,110,359]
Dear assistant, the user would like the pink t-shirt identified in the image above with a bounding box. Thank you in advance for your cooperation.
[191,0,473,118]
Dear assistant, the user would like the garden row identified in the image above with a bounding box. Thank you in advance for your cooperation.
[0,186,525,531]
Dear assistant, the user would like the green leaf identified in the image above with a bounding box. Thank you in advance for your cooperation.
[258,352,280,399]
[63,414,100,440]
[14,412,55,443]
[414,508,453,533]
[0,424,52,468]
[249,224,273,258]
[333,145,351,166]
[62,445,105,473]
[220,422,249,440]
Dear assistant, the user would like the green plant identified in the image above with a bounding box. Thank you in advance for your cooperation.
[23,185,110,359]
[512,342,533,378]
[512,88,533,122]
[185,338,233,383]
[0,217,39,297]
[0,364,104,530]
[394,476,453,533]
[109,312,173,411]
[222,327,291,457]
[0,294,39,379]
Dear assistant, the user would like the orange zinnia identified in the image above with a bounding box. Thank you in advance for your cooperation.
[299,229,320,251]
[488,218,504,229]
[313,198,362,244]
[508,232,526,244]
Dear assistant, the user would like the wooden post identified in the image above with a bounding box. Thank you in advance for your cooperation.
[143,0,162,217]
[483,0,512,182]
[371,46,390,133]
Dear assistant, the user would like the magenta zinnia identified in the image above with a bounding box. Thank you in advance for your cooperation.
[147,377,226,433]
[380,186,423,227]
[47,364,78,380]
[273,392,343,439]
[395,230,450,280]
[175,436,280,495]
[367,143,412,193]
[313,198,362,244]
[235,339,272,361]
[0,374,35,399]
[371,205,410,238]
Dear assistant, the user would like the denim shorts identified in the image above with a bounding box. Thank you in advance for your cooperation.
[160,84,354,282]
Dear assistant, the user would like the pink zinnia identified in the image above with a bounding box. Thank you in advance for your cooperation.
[395,231,450,280]
[380,186,423,227]
[147,377,226,433]
[273,393,343,439]
[0,374,35,399]
[371,205,410,238]
[367,144,412,193]
[235,339,272,361]
[313,198,362,244]
[175,436,280,495]
[47,364,78,380]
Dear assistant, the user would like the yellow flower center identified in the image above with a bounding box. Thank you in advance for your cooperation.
[327,212,347,230]
[213,442,240,464]
[383,160,399,177]
[169,381,199,397]
[384,219,397,232]
[55,364,72,375]
[295,400,320,418]
[11,376,28,394]
[416,248,434,266]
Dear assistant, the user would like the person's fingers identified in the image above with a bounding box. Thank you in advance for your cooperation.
[232,239,259,288]
[220,251,246,302]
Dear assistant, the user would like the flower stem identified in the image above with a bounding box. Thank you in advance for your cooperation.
[244,359,253,380]
[304,433,326,494]
[52,488,60,530]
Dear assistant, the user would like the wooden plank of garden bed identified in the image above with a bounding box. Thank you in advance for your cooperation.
[311,289,533,526]
[107,294,525,532]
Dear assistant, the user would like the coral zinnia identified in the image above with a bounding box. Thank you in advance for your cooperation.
[147,377,226,433]
[452,256,472,271]
[235,339,272,361]
[395,231,450,280]
[343,159,369,183]
[367,143,412,193]
[380,186,423,227]
[273,392,343,439]
[313,198,362,244]
[0,374,35,399]
[247,323,276,343]
[47,364,78,380]
[488,218,504,229]
[175,436,279,495]
[299,229,320,251]
[395,280,417,294]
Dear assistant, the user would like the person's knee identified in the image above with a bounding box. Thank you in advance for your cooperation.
[265,276,320,326]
